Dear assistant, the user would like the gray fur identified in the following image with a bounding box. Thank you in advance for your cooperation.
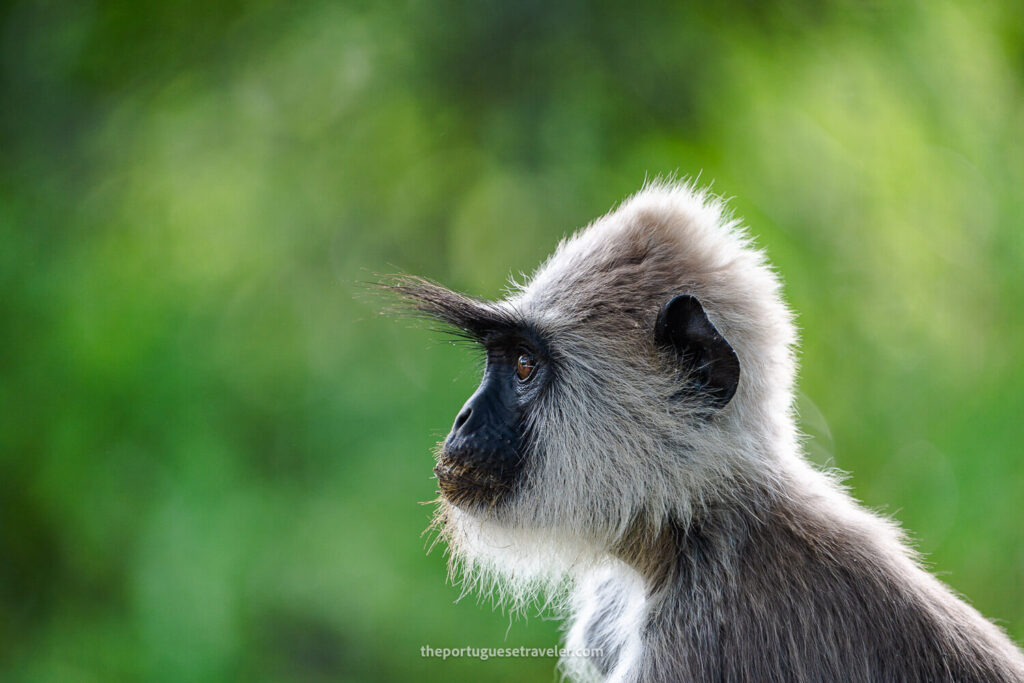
[392,181,1024,682]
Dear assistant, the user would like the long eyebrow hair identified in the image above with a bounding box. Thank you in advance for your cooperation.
[382,275,523,343]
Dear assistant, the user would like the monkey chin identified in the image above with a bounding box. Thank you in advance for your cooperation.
[433,454,517,512]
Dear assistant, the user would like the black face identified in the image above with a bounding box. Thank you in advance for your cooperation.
[436,332,547,509]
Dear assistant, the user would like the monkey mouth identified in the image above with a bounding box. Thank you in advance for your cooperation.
[434,457,515,508]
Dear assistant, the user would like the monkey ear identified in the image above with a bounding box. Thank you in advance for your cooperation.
[655,294,740,409]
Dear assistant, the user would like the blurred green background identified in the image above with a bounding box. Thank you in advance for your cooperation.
[1,0,1022,680]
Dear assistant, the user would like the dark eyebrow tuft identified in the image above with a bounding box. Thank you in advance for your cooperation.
[380,275,521,342]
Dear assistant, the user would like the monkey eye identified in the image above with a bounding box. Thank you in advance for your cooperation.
[515,350,538,382]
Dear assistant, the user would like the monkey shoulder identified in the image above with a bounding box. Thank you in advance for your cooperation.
[637,501,1024,683]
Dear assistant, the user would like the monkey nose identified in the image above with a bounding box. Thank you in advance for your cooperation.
[453,406,472,432]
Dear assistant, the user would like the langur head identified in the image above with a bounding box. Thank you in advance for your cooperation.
[387,181,797,599]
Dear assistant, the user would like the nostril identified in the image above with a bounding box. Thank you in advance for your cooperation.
[454,407,472,431]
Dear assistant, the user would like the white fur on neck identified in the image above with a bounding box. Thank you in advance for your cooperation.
[563,561,648,683]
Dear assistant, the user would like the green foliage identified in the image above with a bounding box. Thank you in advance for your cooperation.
[1,1,1022,680]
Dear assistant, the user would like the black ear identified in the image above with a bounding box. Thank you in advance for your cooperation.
[655,294,740,409]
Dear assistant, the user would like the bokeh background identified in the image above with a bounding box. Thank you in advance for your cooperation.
[2,1,1023,680]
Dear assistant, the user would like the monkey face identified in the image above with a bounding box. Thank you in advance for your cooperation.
[436,331,549,510]
[431,291,741,518]
[389,285,742,526]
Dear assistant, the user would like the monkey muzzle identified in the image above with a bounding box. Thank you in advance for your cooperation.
[436,436,522,508]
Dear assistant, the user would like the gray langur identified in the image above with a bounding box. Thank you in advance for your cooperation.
[386,181,1024,682]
